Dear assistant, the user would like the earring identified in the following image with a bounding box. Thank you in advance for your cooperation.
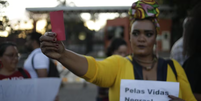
[0,61,3,68]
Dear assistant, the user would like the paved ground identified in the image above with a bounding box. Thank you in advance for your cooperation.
[59,83,98,101]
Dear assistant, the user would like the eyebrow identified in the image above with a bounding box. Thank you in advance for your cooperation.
[133,29,154,32]
[144,30,154,33]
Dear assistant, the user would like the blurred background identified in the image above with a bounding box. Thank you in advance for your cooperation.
[0,0,199,100]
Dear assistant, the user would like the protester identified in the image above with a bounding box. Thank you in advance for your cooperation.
[183,2,201,100]
[24,32,50,78]
[23,32,60,101]
[97,37,127,101]
[0,42,31,80]
[106,37,128,57]
[39,0,196,101]
[170,17,189,66]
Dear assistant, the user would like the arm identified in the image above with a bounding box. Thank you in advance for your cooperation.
[57,50,88,76]
[40,32,88,76]
[35,69,48,77]
[34,53,49,78]
[60,52,120,87]
[172,60,197,101]
[40,32,120,86]
[82,55,120,87]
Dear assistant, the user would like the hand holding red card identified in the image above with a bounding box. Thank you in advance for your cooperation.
[50,10,66,41]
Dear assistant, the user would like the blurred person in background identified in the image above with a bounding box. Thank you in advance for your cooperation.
[106,37,128,57]
[183,2,201,101]
[97,37,127,101]
[170,17,190,66]
[24,32,49,78]
[0,42,31,80]
[39,0,196,100]
[24,32,59,101]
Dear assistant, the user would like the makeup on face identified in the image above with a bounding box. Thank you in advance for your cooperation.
[130,20,156,56]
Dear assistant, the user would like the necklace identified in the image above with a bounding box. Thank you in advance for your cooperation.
[133,55,157,71]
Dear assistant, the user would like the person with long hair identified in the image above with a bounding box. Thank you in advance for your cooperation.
[170,17,189,66]
[183,2,201,100]
[39,0,196,100]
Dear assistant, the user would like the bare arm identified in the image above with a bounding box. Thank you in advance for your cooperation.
[40,32,88,76]
[36,69,48,77]
[58,49,88,76]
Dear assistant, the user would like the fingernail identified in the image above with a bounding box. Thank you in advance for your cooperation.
[53,38,57,42]
[55,43,59,46]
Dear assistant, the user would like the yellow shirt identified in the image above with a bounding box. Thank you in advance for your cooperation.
[82,55,196,101]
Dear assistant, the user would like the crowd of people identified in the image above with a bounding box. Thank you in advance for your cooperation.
[0,0,201,101]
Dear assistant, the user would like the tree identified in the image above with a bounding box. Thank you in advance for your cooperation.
[0,0,8,8]
[0,0,9,31]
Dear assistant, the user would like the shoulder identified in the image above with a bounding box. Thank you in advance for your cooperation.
[183,55,201,70]
[23,69,31,78]
[170,59,185,74]
[22,69,30,74]
[105,55,126,62]
[34,52,49,60]
[107,55,123,59]
[85,55,126,64]
[172,59,181,66]
[18,68,31,78]
[168,59,182,69]
[171,38,183,52]
[160,58,183,73]
[185,55,201,63]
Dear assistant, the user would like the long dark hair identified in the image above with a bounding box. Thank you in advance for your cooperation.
[183,2,201,56]
[0,42,16,57]
[106,38,127,57]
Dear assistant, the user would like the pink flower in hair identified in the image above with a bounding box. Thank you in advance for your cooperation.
[140,3,155,17]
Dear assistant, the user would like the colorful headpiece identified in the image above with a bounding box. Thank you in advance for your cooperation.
[128,0,160,32]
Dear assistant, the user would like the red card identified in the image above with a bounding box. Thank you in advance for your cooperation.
[50,10,66,41]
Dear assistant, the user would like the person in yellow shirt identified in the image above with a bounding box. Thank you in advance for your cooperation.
[39,0,196,101]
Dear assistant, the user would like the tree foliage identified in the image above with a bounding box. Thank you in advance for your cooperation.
[0,0,8,7]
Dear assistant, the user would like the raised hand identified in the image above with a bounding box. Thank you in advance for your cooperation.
[40,32,65,60]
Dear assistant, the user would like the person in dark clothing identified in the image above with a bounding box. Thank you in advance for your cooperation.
[183,2,201,101]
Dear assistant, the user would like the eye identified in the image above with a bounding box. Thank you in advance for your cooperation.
[4,53,19,58]
[132,31,139,36]
[145,32,154,37]
[7,54,13,57]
